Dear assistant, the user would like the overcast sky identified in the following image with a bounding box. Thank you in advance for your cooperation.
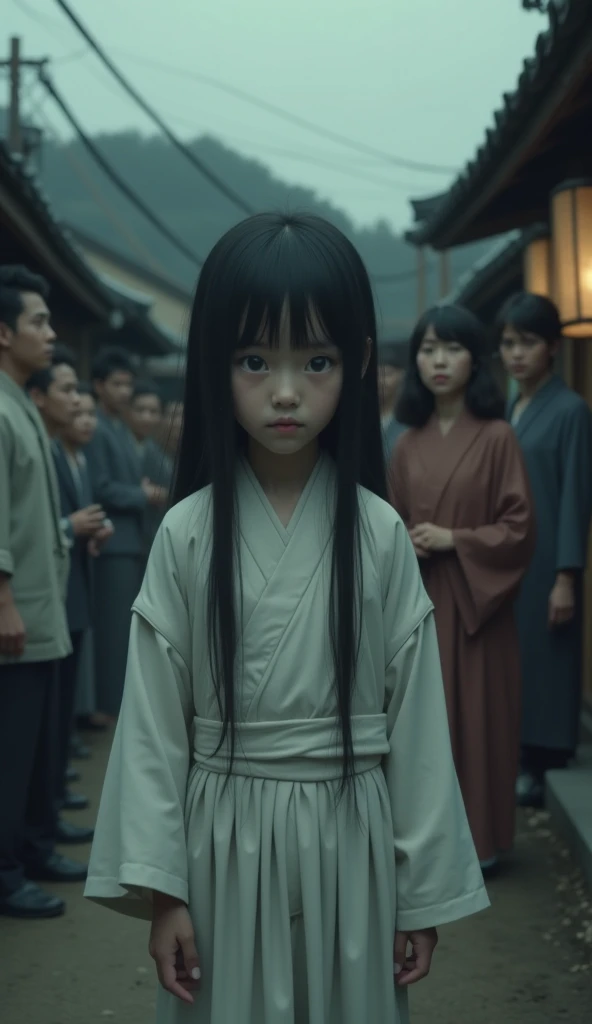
[7,0,545,231]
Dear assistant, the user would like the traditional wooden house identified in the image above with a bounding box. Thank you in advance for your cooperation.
[0,141,175,376]
[404,0,592,881]
[66,227,191,401]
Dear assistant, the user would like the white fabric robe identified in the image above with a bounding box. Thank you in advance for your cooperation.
[85,454,489,1023]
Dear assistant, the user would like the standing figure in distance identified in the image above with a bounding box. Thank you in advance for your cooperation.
[127,380,172,558]
[85,214,488,1024]
[389,304,535,875]
[0,266,87,920]
[378,340,407,459]
[85,347,165,718]
[28,346,101,834]
[499,292,592,807]
[65,387,111,738]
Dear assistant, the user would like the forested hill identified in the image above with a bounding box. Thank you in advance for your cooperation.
[39,130,486,338]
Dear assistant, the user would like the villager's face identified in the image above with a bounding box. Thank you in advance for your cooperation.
[0,292,56,374]
[96,370,134,415]
[416,325,473,399]
[378,364,403,411]
[43,363,81,429]
[231,310,344,458]
[129,394,162,440]
[499,324,556,385]
[66,393,98,447]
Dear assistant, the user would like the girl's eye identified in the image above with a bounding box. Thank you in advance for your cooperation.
[239,355,268,373]
[306,355,334,373]
[420,346,433,355]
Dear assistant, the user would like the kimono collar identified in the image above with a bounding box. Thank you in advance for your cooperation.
[0,368,32,407]
[509,375,566,439]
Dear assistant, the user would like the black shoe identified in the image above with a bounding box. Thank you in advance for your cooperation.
[516,772,545,809]
[69,738,91,761]
[66,767,81,783]
[60,789,90,811]
[55,819,94,845]
[0,881,65,919]
[26,853,87,883]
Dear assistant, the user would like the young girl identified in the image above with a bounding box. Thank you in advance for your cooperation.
[85,215,488,1024]
[499,293,592,807]
[389,305,535,876]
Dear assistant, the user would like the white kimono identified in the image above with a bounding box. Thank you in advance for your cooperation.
[85,454,489,1024]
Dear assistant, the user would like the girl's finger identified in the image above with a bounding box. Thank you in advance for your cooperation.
[158,959,195,1005]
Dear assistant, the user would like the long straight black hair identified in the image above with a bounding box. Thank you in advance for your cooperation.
[173,213,386,788]
[396,304,505,427]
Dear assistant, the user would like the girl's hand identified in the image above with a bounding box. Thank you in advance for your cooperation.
[394,927,438,986]
[149,893,201,1005]
[548,574,576,628]
[410,523,454,553]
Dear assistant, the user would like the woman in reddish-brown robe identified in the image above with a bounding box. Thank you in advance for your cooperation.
[389,305,535,872]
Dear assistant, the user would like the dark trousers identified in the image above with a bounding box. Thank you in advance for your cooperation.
[522,744,572,782]
[56,630,84,801]
[94,555,143,715]
[0,661,58,897]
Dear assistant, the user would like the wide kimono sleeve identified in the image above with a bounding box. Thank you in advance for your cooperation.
[85,513,194,919]
[451,425,535,635]
[381,519,489,930]
[556,399,592,572]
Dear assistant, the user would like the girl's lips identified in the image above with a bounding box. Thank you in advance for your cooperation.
[269,422,302,433]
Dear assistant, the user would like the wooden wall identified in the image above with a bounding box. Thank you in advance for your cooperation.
[563,339,592,708]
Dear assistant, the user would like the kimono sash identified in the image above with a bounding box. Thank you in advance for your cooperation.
[192,714,390,781]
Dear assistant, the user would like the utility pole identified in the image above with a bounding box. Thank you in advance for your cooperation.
[416,246,427,317]
[0,37,48,158]
[9,37,22,155]
[439,250,451,299]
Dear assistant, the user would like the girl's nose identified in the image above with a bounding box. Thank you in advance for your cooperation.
[271,371,300,407]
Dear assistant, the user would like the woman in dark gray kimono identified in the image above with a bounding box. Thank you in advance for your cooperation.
[499,293,592,807]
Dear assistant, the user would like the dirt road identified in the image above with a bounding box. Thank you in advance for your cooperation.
[1,729,591,1023]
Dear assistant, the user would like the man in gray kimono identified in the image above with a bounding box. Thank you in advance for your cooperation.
[85,348,165,717]
[0,265,88,919]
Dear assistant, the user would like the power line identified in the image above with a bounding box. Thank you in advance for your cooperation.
[39,74,428,286]
[112,48,457,177]
[15,0,456,176]
[36,81,420,287]
[34,104,176,279]
[50,0,254,215]
[40,71,205,268]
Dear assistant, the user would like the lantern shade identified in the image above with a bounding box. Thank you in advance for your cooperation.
[523,236,551,296]
[551,180,592,338]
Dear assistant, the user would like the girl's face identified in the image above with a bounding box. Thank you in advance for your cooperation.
[416,324,473,399]
[499,324,556,386]
[231,314,344,458]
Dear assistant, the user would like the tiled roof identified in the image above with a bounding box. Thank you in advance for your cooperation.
[0,142,175,355]
[406,0,591,247]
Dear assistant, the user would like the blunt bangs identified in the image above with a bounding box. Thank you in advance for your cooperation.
[411,304,487,361]
[201,213,373,360]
